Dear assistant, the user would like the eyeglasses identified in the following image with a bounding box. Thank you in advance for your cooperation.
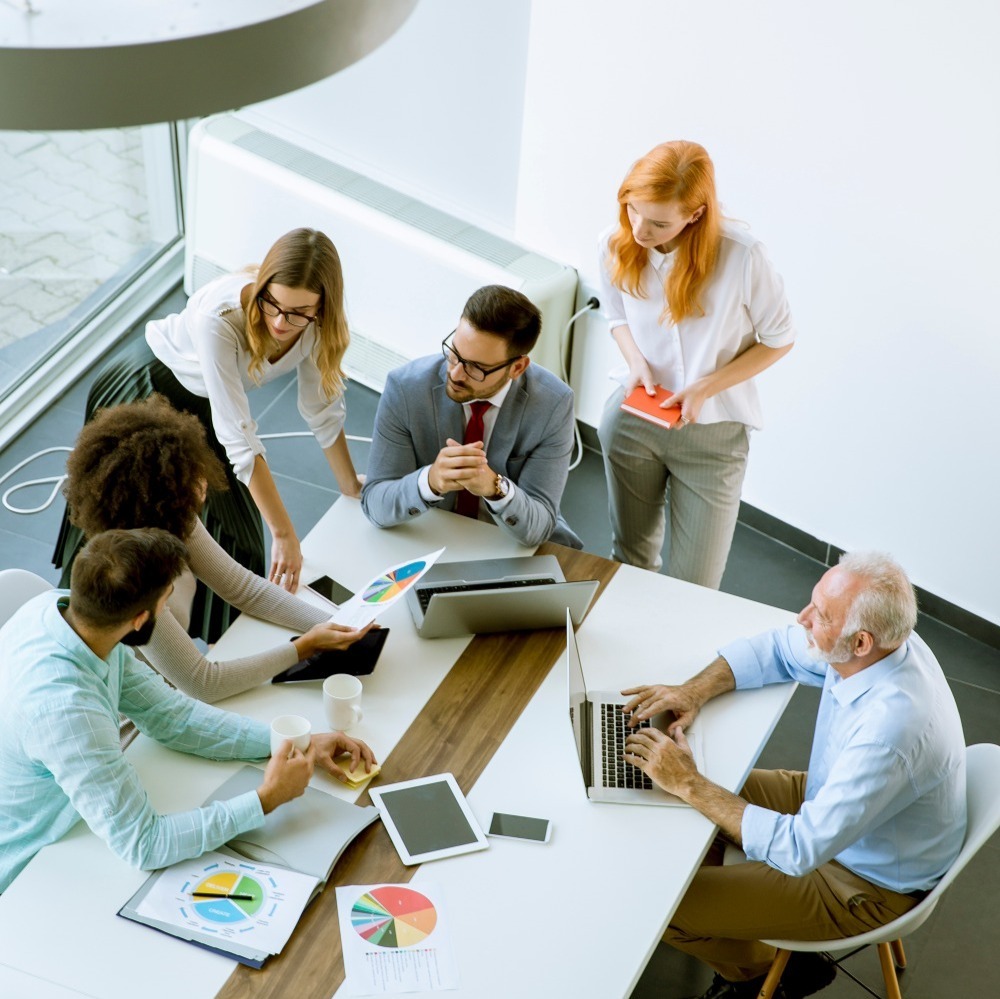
[257,294,318,329]
[441,332,524,382]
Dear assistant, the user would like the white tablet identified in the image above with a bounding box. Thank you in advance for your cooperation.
[369,772,490,865]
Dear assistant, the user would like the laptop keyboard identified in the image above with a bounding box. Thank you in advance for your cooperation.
[417,577,557,614]
[601,704,654,790]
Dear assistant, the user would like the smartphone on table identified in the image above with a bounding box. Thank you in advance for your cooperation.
[305,574,354,606]
[487,812,552,843]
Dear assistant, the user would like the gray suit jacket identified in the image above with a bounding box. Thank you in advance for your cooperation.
[361,355,582,548]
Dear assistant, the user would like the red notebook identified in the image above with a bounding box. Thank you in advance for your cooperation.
[620,385,683,428]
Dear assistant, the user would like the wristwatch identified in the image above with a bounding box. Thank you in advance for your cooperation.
[490,473,510,501]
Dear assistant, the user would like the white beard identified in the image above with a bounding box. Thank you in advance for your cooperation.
[804,629,853,665]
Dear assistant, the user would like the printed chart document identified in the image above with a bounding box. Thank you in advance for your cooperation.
[620,384,683,428]
[130,851,316,965]
[336,882,459,994]
[333,548,445,629]
[118,766,379,966]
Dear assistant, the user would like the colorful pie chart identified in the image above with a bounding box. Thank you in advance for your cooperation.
[189,870,264,924]
[361,559,426,604]
[351,886,438,948]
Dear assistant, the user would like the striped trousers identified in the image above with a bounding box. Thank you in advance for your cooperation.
[597,389,750,588]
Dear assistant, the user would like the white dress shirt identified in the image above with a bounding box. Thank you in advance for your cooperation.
[598,222,795,430]
[146,272,346,486]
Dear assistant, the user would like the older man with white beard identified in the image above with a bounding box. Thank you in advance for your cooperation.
[620,552,966,999]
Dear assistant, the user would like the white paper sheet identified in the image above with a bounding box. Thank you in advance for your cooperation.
[332,548,445,628]
[336,882,458,995]
[135,851,318,957]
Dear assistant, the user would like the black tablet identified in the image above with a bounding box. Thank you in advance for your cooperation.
[271,628,389,682]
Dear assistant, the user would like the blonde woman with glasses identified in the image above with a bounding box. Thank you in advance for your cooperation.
[54,228,360,642]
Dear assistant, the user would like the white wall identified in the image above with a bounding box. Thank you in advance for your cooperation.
[238,0,1000,626]
[239,0,531,233]
[514,0,1000,625]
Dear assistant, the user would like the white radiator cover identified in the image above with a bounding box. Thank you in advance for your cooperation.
[185,114,578,390]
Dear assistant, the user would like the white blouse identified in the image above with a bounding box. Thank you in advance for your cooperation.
[598,222,795,430]
[146,272,346,485]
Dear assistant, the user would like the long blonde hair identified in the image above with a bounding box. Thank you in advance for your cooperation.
[244,228,348,398]
[607,141,721,324]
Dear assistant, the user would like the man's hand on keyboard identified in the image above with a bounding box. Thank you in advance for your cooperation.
[621,683,701,734]
[624,727,698,796]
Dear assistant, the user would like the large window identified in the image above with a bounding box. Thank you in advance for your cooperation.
[0,122,184,443]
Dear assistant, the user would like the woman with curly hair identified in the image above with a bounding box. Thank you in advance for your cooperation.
[54,228,360,641]
[60,395,373,703]
[597,141,796,588]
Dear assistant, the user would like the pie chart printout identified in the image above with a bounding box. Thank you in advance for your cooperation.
[351,885,438,948]
[361,559,426,604]
[189,870,264,925]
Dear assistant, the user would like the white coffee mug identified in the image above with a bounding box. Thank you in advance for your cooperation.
[323,673,364,731]
[270,714,312,757]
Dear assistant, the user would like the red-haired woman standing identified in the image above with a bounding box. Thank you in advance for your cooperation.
[598,141,795,588]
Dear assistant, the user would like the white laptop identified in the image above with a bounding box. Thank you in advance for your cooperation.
[404,555,599,639]
[565,612,703,806]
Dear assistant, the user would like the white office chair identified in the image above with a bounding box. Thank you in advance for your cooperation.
[0,567,53,628]
[748,743,1000,999]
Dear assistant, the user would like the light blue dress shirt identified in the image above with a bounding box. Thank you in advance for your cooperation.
[0,591,271,893]
[720,624,966,892]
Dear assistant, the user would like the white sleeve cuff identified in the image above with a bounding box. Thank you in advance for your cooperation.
[741,802,778,863]
[417,465,443,504]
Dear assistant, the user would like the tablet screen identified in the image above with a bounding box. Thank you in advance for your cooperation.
[377,778,479,856]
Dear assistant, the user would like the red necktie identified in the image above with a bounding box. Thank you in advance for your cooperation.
[455,401,491,519]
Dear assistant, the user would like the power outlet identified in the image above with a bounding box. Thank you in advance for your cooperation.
[575,279,603,318]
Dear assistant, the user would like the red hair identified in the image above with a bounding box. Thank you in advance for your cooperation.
[607,141,721,323]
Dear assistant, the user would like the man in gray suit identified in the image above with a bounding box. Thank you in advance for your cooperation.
[361,285,582,548]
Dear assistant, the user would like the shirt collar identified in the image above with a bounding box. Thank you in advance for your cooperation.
[463,377,514,412]
[828,641,909,707]
[647,246,672,273]
[44,592,113,681]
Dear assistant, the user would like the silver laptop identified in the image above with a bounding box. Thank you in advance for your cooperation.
[405,555,599,639]
[565,613,703,806]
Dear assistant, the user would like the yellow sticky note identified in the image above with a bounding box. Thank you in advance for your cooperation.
[337,755,381,786]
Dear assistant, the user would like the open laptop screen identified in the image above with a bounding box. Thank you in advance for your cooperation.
[565,614,590,791]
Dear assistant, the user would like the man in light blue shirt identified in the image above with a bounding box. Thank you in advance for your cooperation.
[622,552,966,999]
[0,529,375,894]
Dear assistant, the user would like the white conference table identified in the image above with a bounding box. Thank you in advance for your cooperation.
[0,499,795,999]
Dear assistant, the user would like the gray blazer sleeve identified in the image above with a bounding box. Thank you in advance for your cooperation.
[486,385,574,547]
[361,368,434,527]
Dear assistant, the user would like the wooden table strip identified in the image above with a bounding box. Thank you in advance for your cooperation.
[217,545,617,999]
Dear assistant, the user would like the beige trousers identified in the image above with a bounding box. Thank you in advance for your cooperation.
[662,769,921,981]
[597,390,750,588]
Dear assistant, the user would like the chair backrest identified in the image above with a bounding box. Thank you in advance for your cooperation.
[934,743,1000,894]
[0,568,53,629]
[863,742,1000,940]
[763,742,1000,952]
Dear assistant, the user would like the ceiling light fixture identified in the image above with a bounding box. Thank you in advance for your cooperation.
[0,0,418,130]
